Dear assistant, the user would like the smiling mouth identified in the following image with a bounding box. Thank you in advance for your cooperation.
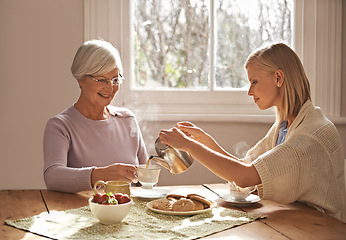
[98,93,112,98]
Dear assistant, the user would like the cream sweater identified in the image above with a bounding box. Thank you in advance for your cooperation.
[243,100,345,222]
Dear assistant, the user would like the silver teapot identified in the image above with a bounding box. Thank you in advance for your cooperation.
[149,137,194,174]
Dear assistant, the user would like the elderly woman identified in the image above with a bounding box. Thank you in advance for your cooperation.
[44,39,148,193]
[160,43,345,222]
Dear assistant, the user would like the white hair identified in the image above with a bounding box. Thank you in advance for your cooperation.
[71,39,123,81]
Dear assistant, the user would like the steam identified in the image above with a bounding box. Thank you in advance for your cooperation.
[122,92,160,156]
[135,105,159,155]
[129,119,139,138]
[232,141,250,159]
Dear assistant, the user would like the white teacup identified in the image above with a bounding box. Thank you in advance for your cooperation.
[229,181,256,201]
[137,164,161,189]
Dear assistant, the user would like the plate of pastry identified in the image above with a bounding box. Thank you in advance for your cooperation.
[147,194,217,216]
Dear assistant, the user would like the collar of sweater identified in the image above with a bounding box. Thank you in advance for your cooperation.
[272,100,315,146]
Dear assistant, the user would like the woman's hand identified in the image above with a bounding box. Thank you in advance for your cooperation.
[159,127,192,151]
[176,121,213,147]
[91,163,137,186]
[176,121,229,155]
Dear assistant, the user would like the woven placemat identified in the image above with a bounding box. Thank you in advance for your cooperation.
[5,198,265,239]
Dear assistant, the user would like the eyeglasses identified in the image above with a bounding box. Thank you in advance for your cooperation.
[87,73,124,85]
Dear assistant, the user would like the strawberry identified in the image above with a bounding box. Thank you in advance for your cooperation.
[105,193,117,205]
[107,197,118,205]
[119,195,131,204]
[99,194,108,204]
[92,193,102,203]
[93,192,131,205]
[113,193,123,202]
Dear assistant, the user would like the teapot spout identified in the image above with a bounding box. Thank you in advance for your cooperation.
[149,155,171,171]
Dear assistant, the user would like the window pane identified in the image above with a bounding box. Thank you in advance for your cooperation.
[132,0,293,90]
[133,0,210,89]
[215,0,293,89]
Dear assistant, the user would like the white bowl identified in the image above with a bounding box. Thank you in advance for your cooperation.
[89,198,133,224]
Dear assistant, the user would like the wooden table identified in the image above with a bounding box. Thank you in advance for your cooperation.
[1,184,345,239]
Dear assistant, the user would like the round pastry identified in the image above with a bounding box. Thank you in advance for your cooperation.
[190,199,204,210]
[172,199,195,211]
[152,198,173,211]
[189,195,212,209]
[186,193,205,199]
[166,194,185,201]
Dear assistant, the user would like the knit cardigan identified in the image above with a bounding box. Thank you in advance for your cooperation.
[243,100,345,222]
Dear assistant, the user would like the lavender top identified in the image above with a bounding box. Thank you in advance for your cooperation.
[43,105,148,193]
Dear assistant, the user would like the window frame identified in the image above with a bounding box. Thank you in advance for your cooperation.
[84,0,344,123]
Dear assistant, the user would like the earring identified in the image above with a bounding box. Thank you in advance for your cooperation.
[277,84,280,87]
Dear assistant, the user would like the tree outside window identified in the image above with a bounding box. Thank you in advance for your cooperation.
[132,0,292,90]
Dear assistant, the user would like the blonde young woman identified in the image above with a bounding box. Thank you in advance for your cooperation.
[44,40,148,193]
[159,43,345,222]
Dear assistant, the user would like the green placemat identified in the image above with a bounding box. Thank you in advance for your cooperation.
[5,198,266,239]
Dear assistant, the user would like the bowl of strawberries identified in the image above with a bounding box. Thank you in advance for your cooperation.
[89,192,133,224]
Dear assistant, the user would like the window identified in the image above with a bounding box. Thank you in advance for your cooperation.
[84,0,343,122]
[132,0,292,90]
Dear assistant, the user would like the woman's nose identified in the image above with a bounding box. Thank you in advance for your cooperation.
[111,84,120,92]
[247,86,253,96]
[105,81,115,90]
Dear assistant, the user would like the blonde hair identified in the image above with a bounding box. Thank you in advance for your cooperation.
[71,39,123,81]
[245,43,311,122]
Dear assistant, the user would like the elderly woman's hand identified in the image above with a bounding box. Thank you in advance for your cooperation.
[91,163,138,186]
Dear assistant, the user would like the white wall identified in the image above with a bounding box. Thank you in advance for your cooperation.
[0,0,345,190]
[0,0,83,189]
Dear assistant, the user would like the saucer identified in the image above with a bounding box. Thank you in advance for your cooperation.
[220,194,260,206]
[131,187,170,199]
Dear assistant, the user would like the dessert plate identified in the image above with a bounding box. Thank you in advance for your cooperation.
[147,198,217,216]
